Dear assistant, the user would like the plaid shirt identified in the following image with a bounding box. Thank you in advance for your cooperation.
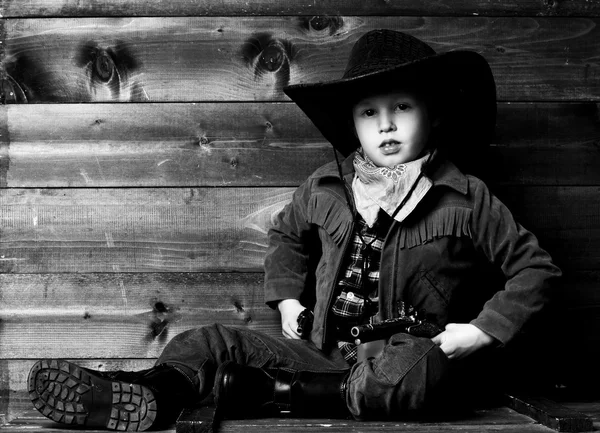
[331,211,392,363]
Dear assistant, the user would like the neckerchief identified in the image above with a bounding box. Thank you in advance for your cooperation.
[352,151,433,227]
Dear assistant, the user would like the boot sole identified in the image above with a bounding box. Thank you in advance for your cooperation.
[28,360,157,431]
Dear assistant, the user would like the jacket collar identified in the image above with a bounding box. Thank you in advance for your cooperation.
[314,151,469,196]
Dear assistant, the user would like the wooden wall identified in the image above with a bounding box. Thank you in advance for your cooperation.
[1,0,600,423]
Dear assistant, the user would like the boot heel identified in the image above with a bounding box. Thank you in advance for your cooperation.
[28,359,158,431]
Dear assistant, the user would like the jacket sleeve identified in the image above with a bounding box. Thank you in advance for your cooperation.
[264,178,315,309]
[469,179,562,345]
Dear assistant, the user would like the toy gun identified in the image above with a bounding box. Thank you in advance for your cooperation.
[296,309,314,338]
[350,313,442,345]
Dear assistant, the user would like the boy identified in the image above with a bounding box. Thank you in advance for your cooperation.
[28,29,561,429]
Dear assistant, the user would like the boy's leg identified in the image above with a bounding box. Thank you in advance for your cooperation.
[346,333,449,419]
[29,323,348,431]
[157,323,349,400]
[212,332,448,420]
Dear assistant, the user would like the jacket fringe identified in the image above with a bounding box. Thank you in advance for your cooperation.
[308,193,353,246]
[399,206,472,249]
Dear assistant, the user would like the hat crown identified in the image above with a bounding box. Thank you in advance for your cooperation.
[343,30,437,79]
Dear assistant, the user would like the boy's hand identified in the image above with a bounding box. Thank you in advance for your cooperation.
[431,323,495,360]
[277,299,306,340]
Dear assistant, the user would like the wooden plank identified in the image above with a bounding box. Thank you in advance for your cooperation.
[0,105,9,189]
[1,418,178,433]
[3,103,333,187]
[2,17,600,102]
[2,270,598,316]
[1,271,599,359]
[0,187,293,273]
[562,402,600,424]
[0,421,559,433]
[3,0,600,18]
[2,410,557,433]
[0,272,280,358]
[163,418,556,433]
[0,272,265,313]
[0,309,281,357]
[505,394,594,432]
[0,186,599,273]
[176,406,541,433]
[3,102,599,187]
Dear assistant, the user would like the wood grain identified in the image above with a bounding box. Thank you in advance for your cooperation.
[0,186,598,273]
[2,102,599,187]
[0,272,280,358]
[2,102,333,187]
[2,17,599,102]
[3,0,599,18]
[0,316,281,359]
[0,187,293,273]
[2,405,551,433]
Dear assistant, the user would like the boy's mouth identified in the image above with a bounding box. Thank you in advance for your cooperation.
[379,140,401,155]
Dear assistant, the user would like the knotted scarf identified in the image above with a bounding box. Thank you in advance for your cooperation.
[352,151,433,227]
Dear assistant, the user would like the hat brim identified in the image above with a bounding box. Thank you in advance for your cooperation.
[284,51,497,175]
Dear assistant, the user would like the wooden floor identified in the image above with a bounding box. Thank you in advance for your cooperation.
[3,400,599,433]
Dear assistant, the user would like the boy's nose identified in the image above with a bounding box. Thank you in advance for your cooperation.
[379,114,397,133]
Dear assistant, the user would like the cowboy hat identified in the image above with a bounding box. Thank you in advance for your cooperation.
[283,29,497,175]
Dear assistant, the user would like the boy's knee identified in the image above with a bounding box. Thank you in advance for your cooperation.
[377,334,448,384]
[347,334,448,418]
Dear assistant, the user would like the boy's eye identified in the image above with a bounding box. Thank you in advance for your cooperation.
[362,109,376,117]
[395,104,409,112]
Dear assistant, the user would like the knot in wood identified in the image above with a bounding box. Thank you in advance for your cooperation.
[309,16,331,31]
[94,52,114,82]
[154,301,168,313]
[304,15,343,35]
[259,44,284,72]
[0,77,27,103]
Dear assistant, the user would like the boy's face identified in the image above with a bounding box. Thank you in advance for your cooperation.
[352,90,432,168]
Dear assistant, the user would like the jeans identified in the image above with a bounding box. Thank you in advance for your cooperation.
[156,323,449,419]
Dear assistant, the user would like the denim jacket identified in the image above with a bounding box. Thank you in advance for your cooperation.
[264,153,561,351]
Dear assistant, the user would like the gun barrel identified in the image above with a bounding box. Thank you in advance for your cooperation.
[350,322,404,343]
[350,318,423,344]
[349,316,442,345]
[350,324,372,338]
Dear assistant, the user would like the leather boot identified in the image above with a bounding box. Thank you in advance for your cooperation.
[28,359,199,431]
[214,361,350,419]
